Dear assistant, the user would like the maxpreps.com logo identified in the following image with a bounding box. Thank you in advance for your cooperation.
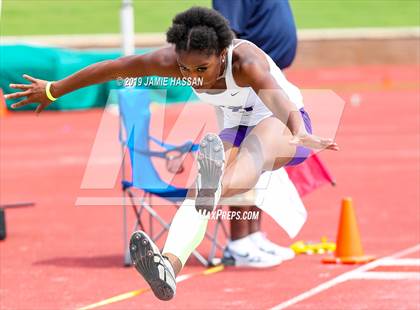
[197,209,259,220]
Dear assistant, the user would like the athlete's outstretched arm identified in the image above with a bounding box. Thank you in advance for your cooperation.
[237,60,339,151]
[5,46,180,113]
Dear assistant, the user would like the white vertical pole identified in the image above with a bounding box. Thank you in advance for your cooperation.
[120,0,135,56]
[120,0,135,266]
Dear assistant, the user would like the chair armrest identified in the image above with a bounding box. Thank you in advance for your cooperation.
[149,136,199,154]
[121,139,198,159]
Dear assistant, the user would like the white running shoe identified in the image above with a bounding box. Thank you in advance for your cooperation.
[222,238,283,268]
[248,231,295,261]
[195,133,225,215]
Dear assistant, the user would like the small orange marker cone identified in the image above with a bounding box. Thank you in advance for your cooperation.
[322,197,375,264]
[382,75,392,90]
[0,88,9,118]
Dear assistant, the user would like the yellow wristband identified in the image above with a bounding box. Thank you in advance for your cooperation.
[46,82,57,101]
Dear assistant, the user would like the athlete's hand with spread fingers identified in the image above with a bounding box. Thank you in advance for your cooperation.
[290,133,339,151]
[4,74,54,114]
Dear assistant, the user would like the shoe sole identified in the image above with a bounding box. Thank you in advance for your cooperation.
[196,133,225,214]
[222,249,283,268]
[235,259,283,268]
[129,231,175,301]
[259,248,296,261]
[225,258,283,268]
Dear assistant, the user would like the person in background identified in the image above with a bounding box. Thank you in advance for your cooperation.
[213,0,298,267]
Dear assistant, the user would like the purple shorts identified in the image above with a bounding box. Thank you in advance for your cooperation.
[218,108,312,166]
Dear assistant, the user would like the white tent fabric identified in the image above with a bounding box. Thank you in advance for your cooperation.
[254,168,307,238]
[219,168,307,238]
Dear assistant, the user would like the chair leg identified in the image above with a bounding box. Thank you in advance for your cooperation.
[148,195,154,239]
[128,191,146,231]
[220,218,230,238]
[123,189,148,266]
[122,191,131,267]
[204,213,230,266]
[124,246,132,266]
[192,250,209,267]
[154,227,167,242]
[207,220,221,265]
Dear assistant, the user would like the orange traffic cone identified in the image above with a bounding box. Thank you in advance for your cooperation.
[322,197,375,264]
[0,88,9,118]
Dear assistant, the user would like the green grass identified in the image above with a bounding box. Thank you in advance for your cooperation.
[0,0,211,35]
[0,0,418,36]
[290,0,420,29]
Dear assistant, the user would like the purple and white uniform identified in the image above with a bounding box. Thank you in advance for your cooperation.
[191,40,312,166]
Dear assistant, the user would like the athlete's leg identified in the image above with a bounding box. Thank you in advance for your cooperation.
[129,139,237,300]
[160,141,235,274]
[248,205,261,233]
[223,144,256,240]
[162,117,297,273]
[224,140,281,267]
[221,117,296,197]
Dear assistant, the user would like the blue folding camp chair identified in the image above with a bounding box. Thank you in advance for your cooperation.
[118,88,229,266]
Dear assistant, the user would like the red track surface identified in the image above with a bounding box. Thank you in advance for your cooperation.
[1,65,419,309]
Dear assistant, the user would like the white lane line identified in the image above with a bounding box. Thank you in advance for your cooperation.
[269,244,420,310]
[350,271,420,280]
[379,258,420,266]
[176,273,195,282]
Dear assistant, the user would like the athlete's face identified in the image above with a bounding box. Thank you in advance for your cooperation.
[176,49,226,90]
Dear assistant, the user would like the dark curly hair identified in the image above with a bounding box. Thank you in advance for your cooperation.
[166,7,233,55]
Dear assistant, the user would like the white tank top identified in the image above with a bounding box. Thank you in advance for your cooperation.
[192,40,304,128]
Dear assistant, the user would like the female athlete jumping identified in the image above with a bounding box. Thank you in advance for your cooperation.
[5,7,338,301]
